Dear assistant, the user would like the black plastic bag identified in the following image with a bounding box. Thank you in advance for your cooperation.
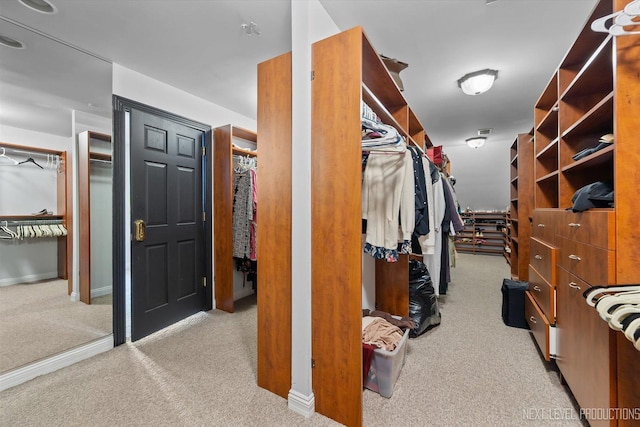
[408,260,441,338]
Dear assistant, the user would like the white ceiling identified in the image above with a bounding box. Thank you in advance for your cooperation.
[0,0,602,208]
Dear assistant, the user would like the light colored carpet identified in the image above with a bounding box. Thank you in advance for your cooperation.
[0,254,586,426]
[0,279,112,372]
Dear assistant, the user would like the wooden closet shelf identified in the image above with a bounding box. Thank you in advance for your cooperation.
[536,138,559,159]
[561,92,613,139]
[561,145,613,173]
[232,146,257,157]
[560,36,613,100]
[89,152,112,161]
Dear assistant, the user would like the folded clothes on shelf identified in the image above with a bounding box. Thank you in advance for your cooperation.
[572,133,614,161]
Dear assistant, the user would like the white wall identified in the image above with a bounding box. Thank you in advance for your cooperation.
[0,125,72,285]
[112,64,256,131]
[446,140,511,211]
[288,0,342,416]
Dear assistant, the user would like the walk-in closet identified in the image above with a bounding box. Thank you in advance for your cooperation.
[1,1,639,426]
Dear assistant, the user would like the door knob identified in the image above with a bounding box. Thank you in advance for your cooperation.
[134,219,146,242]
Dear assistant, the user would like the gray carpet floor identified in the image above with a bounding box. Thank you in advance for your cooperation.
[0,253,587,426]
[0,279,112,372]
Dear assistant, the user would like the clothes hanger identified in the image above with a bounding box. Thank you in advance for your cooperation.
[591,0,640,36]
[608,304,640,331]
[584,285,640,307]
[595,293,640,322]
[0,148,19,165]
[0,221,16,239]
[623,315,640,342]
[18,157,44,169]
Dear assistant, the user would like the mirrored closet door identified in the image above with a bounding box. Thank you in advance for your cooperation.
[0,17,113,375]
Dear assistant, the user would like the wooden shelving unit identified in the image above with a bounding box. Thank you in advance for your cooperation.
[508,132,534,280]
[454,211,508,256]
[525,1,640,423]
[213,124,257,314]
[0,141,71,292]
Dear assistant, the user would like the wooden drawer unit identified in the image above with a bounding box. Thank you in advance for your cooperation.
[528,265,555,323]
[556,267,616,427]
[532,209,557,244]
[556,235,615,285]
[556,209,615,250]
[525,290,553,361]
[529,237,557,285]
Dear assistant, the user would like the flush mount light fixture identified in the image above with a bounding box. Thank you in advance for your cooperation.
[0,34,25,49]
[19,0,57,14]
[457,69,499,95]
[466,137,487,149]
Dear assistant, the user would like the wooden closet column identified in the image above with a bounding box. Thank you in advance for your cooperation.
[310,26,432,426]
[311,27,364,427]
[257,26,434,426]
[256,52,292,399]
[78,131,112,304]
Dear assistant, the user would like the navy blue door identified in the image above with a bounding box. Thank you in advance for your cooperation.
[130,108,204,341]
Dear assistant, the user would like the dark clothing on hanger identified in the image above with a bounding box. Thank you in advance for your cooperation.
[407,145,429,237]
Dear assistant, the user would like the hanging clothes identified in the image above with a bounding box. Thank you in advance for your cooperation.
[232,172,252,259]
[422,173,445,296]
[416,158,438,254]
[249,167,258,261]
[407,145,429,238]
[232,154,257,261]
[362,150,415,262]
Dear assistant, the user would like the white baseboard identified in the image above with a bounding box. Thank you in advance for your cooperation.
[0,335,113,392]
[91,285,112,298]
[70,291,79,302]
[288,389,315,418]
[0,272,58,287]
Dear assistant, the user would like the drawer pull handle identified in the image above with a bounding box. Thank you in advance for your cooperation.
[537,223,545,228]
[568,223,581,228]
[533,285,541,292]
[568,254,582,261]
[535,255,543,260]
[568,282,582,290]
[529,316,537,324]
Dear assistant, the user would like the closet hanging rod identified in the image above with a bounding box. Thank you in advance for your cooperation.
[3,218,64,226]
[0,147,61,160]
[0,214,63,220]
[0,141,64,156]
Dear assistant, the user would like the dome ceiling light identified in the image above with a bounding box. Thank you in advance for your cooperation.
[0,34,25,49]
[19,0,57,14]
[466,137,487,149]
[457,69,498,95]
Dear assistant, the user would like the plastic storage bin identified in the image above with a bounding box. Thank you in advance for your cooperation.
[363,328,409,398]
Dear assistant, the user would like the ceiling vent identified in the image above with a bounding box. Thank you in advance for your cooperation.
[478,128,493,136]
